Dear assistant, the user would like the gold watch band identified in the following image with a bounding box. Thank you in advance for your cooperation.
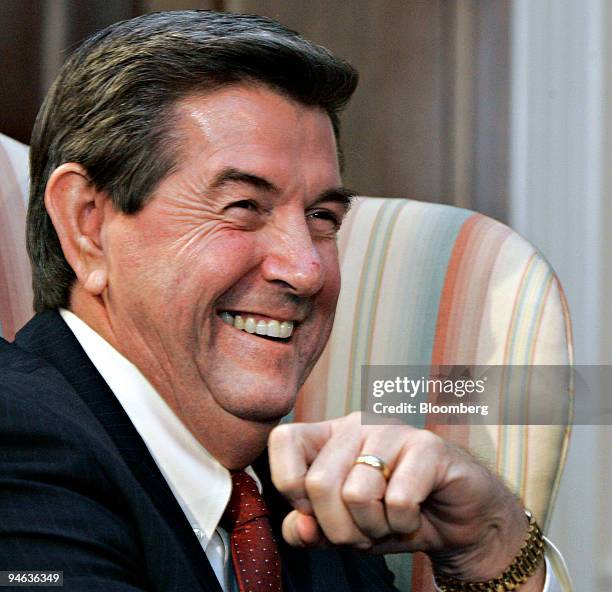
[433,510,546,591]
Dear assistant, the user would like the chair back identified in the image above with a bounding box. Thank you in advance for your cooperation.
[0,133,32,340]
[297,197,573,590]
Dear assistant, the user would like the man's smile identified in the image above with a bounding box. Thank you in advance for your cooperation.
[219,310,295,340]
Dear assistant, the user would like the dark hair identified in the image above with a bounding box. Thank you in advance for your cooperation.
[27,10,358,312]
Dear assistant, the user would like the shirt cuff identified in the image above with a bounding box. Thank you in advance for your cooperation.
[432,536,573,592]
[543,536,574,592]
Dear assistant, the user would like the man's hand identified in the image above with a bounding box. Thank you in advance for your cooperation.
[268,412,545,588]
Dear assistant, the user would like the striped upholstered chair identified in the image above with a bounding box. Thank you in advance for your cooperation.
[296,197,573,590]
[0,134,572,590]
[0,134,32,341]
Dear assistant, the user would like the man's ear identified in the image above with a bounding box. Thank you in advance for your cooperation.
[44,163,109,296]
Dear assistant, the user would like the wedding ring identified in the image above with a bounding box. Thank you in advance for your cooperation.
[354,454,391,480]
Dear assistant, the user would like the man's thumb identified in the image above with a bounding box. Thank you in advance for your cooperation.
[281,510,328,548]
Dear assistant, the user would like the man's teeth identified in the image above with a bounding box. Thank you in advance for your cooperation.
[220,312,294,339]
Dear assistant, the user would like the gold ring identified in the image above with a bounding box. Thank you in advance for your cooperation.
[354,454,391,480]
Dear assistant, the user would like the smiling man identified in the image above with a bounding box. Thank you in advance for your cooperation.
[0,10,565,592]
[48,86,347,470]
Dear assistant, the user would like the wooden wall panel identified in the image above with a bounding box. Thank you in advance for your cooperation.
[227,0,447,202]
[0,1,45,144]
[0,0,140,144]
[227,1,509,219]
[0,0,510,219]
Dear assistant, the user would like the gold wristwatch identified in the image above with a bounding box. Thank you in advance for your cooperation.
[433,510,546,591]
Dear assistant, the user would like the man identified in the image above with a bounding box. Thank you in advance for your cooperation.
[0,10,565,592]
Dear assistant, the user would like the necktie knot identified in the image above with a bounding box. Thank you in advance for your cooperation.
[223,471,270,530]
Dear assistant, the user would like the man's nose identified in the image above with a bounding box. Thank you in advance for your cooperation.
[260,220,326,297]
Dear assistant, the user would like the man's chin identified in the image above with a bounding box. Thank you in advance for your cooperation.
[227,397,295,424]
[232,407,289,424]
[205,370,301,424]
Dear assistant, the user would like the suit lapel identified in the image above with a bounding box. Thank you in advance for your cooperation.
[16,311,223,592]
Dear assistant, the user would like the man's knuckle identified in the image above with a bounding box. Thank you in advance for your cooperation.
[412,428,444,453]
[304,470,328,498]
[273,474,303,495]
[385,493,417,515]
[269,423,294,447]
[341,483,371,507]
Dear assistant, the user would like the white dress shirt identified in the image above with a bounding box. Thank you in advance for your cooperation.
[60,309,243,590]
[60,309,570,592]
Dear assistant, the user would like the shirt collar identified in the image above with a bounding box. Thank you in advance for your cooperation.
[59,309,261,548]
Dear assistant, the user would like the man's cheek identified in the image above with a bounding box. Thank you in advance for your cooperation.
[323,267,341,308]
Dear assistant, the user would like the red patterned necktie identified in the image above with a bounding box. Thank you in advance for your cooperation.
[222,471,283,592]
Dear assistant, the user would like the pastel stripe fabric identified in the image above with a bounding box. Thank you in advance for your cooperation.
[297,197,573,591]
[0,134,32,340]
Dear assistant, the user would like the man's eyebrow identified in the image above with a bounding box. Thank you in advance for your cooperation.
[210,167,279,193]
[313,187,358,212]
[209,166,357,211]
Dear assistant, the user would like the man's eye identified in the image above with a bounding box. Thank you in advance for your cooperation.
[222,199,264,229]
[228,200,258,211]
[307,210,341,233]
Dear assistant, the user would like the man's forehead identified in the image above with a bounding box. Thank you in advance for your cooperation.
[174,84,334,143]
[168,84,342,188]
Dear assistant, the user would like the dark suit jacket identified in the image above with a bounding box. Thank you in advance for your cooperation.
[0,311,399,591]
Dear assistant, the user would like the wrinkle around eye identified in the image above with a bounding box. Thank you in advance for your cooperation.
[153,195,219,226]
[168,219,242,257]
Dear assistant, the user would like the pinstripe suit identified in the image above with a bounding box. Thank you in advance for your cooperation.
[0,310,398,592]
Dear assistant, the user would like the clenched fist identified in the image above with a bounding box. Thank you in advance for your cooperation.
[268,412,545,589]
